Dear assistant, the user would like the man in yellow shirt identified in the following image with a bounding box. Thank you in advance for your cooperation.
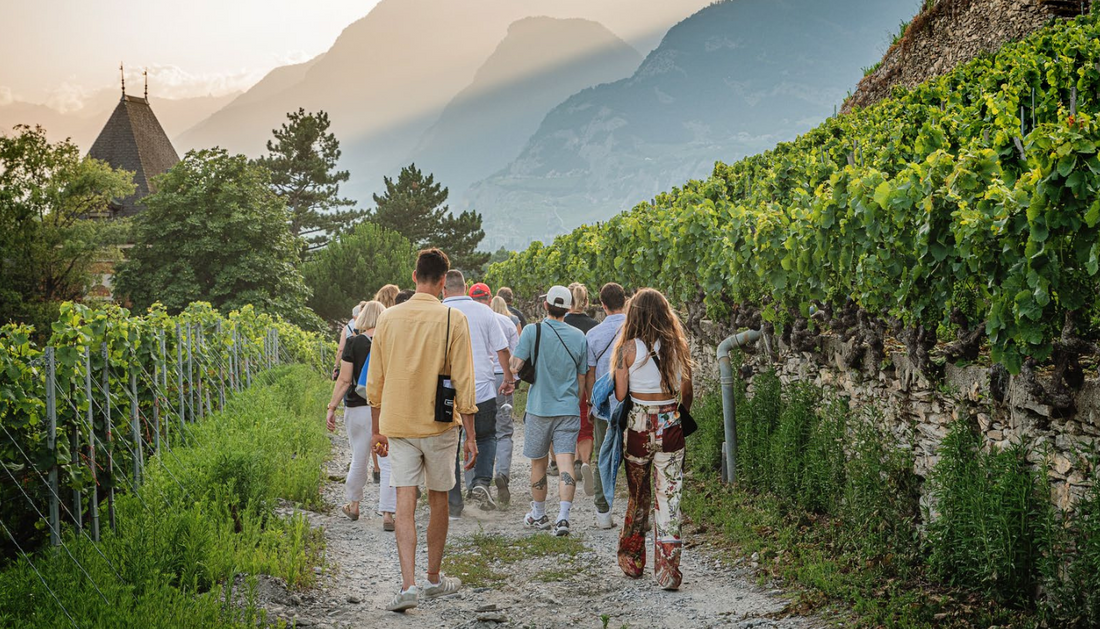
[367,248,478,612]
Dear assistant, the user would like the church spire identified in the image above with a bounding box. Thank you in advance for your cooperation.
[120,62,125,98]
[144,68,148,100]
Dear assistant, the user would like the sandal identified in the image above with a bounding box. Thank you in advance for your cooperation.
[341,504,359,521]
[382,512,395,532]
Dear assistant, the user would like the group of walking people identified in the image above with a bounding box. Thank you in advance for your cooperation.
[325,248,694,612]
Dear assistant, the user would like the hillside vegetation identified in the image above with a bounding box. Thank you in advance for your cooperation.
[488,11,1100,403]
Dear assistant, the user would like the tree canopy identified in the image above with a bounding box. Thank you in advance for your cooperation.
[368,163,489,271]
[113,148,320,330]
[0,124,135,334]
[255,108,363,255]
[302,221,416,324]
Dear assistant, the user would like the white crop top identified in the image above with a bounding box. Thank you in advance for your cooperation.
[628,339,679,403]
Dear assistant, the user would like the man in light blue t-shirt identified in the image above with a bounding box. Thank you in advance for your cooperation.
[511,285,587,537]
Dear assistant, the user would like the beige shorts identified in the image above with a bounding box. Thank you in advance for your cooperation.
[388,428,460,492]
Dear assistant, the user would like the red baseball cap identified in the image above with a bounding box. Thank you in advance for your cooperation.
[469,283,492,299]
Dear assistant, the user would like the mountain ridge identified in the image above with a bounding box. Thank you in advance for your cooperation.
[406,16,643,201]
[465,0,921,247]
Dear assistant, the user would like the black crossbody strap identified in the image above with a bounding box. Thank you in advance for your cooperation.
[442,307,452,377]
[648,346,679,399]
[547,322,580,367]
[594,323,624,364]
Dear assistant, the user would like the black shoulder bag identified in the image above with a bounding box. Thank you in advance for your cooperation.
[650,348,697,437]
[516,322,541,384]
[435,308,458,423]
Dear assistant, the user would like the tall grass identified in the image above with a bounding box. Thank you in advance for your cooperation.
[0,365,330,628]
[927,420,1051,605]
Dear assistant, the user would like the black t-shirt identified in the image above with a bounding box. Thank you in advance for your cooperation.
[508,305,528,330]
[564,312,599,334]
[341,334,372,407]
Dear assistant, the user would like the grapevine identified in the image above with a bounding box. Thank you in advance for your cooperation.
[488,13,1100,402]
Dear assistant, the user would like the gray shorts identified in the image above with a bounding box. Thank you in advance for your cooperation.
[522,413,580,459]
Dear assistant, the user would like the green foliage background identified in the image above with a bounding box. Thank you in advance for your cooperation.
[301,221,416,324]
[114,149,320,331]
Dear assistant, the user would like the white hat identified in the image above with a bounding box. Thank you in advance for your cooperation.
[352,304,362,318]
[545,285,572,308]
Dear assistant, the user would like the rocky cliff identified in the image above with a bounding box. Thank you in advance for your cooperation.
[842,0,1087,113]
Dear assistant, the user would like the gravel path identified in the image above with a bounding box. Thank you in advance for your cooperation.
[258,412,822,629]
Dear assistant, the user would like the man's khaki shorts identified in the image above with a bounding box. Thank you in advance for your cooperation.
[389,427,460,492]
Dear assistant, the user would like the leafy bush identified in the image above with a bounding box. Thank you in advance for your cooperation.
[927,419,1052,605]
[1043,462,1100,627]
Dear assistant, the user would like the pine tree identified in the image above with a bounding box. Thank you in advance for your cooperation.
[256,108,363,255]
[369,163,488,270]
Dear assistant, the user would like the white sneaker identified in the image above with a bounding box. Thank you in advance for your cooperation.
[421,574,462,599]
[581,462,595,497]
[595,510,615,529]
[385,585,419,612]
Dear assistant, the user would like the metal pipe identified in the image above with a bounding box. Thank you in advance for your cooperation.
[717,329,762,484]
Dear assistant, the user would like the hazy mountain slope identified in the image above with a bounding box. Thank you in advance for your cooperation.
[174,0,714,204]
[466,0,920,247]
[407,17,642,201]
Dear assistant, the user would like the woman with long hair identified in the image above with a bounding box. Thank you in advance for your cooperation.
[491,295,521,336]
[374,284,400,308]
[612,288,693,590]
[326,301,398,530]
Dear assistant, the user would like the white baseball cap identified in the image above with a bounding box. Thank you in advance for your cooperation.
[544,285,572,308]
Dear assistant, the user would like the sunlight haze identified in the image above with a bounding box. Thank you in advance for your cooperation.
[0,0,379,108]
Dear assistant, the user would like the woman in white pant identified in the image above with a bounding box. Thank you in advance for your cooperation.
[326,301,398,530]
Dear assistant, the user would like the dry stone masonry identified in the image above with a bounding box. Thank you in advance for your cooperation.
[690,325,1099,514]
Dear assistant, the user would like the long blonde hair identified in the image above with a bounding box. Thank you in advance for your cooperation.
[355,301,386,332]
[374,284,400,308]
[568,282,589,313]
[490,296,511,318]
[613,288,692,391]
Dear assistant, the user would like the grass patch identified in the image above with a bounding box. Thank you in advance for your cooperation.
[444,531,587,587]
[0,365,331,628]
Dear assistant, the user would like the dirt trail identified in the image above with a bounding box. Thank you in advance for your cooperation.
[258,414,822,629]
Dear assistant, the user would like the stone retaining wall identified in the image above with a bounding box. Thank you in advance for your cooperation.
[691,329,1099,513]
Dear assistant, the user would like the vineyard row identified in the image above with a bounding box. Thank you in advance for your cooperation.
[487,12,1100,405]
[0,302,334,557]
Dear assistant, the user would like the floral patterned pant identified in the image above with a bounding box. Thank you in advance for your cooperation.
[618,403,685,590]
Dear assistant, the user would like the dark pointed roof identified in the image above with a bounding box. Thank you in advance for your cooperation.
[87,94,180,218]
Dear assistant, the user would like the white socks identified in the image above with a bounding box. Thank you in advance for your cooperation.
[558,501,572,523]
[531,500,572,522]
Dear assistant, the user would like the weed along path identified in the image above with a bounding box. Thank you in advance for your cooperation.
[264,412,821,629]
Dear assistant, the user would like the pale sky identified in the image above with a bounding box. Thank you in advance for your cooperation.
[0,0,380,109]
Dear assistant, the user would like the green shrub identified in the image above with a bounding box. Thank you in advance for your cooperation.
[927,419,1052,605]
[1043,464,1100,627]
[840,414,921,567]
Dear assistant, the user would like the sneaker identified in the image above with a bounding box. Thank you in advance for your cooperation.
[581,462,594,497]
[472,484,496,511]
[554,519,571,537]
[547,461,559,476]
[494,474,511,508]
[421,574,462,599]
[385,586,418,612]
[524,511,552,531]
[595,510,615,530]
